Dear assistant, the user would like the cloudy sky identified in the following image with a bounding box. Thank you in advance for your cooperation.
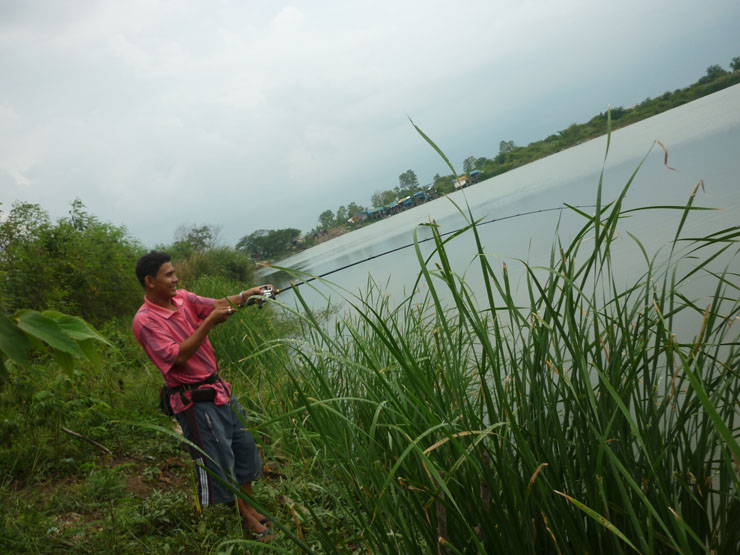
[1,0,738,248]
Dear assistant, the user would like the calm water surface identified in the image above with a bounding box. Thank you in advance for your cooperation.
[260,85,740,336]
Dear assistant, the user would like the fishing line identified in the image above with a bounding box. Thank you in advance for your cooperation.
[268,204,596,294]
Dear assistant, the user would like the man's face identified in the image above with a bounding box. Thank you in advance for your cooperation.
[148,261,179,299]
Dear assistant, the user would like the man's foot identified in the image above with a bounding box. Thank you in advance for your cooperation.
[242,512,274,542]
[248,507,270,525]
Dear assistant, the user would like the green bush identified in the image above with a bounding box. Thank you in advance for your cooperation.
[0,200,144,326]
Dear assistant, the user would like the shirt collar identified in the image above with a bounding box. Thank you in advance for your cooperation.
[143,292,182,319]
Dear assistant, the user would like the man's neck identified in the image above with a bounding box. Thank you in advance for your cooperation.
[146,293,177,311]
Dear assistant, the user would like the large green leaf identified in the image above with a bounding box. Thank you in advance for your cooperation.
[54,350,75,375]
[0,313,31,364]
[45,311,111,345]
[16,311,84,357]
[79,338,103,369]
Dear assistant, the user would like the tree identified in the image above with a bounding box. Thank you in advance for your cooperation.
[731,56,740,72]
[236,228,300,259]
[463,156,477,173]
[699,64,728,84]
[371,190,395,207]
[335,206,348,225]
[0,200,144,325]
[172,224,220,256]
[346,202,365,217]
[318,210,335,230]
[398,170,419,192]
[499,140,517,154]
[0,201,50,254]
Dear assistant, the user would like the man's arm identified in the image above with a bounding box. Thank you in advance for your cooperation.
[212,284,275,309]
[175,284,275,366]
[174,305,233,366]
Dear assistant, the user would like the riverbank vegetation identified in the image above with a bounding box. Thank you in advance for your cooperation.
[2,106,739,552]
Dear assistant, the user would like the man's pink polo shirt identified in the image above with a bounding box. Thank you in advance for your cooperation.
[132,289,231,414]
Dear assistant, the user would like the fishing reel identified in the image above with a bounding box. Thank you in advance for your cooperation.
[246,286,278,308]
[259,286,275,300]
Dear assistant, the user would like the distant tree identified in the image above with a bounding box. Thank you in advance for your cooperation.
[318,210,335,230]
[171,224,220,258]
[0,201,50,253]
[236,228,300,259]
[433,174,449,188]
[371,190,396,207]
[335,206,348,225]
[463,156,477,173]
[700,64,728,84]
[731,57,740,72]
[346,202,365,217]
[476,157,488,169]
[398,170,419,191]
[498,140,517,154]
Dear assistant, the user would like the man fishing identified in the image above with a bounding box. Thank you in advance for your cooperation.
[132,250,274,540]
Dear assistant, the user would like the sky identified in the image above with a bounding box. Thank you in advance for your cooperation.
[1,0,739,248]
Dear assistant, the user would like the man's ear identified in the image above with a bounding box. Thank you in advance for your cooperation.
[144,275,154,289]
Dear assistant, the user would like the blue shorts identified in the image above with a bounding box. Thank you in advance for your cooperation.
[175,398,262,505]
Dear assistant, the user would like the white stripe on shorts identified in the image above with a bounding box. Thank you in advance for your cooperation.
[195,457,209,506]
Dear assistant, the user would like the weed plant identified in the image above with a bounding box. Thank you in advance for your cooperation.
[216,138,740,553]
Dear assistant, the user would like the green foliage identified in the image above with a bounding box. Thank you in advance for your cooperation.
[167,223,220,259]
[236,228,301,261]
[498,139,517,154]
[0,200,144,326]
[732,56,740,72]
[700,64,728,84]
[398,168,419,190]
[371,189,395,207]
[334,205,348,225]
[0,308,110,386]
[174,246,255,286]
[462,155,477,173]
[318,209,334,230]
[346,201,366,217]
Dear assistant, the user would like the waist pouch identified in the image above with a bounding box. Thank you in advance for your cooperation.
[159,374,220,416]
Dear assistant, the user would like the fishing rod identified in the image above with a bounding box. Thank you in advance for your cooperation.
[256,204,596,299]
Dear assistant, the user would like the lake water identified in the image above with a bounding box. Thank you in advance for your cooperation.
[260,84,740,336]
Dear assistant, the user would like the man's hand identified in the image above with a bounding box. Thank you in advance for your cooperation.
[242,284,276,307]
[207,305,238,325]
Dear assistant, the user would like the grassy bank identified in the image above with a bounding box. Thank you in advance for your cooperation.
[2,139,739,553]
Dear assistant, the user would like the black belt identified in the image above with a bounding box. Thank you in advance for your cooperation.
[169,374,220,405]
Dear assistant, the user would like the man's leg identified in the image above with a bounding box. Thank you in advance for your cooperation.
[235,482,270,535]
[228,399,269,535]
[238,482,268,523]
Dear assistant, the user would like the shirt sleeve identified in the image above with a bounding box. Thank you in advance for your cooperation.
[132,314,180,374]
[180,290,215,319]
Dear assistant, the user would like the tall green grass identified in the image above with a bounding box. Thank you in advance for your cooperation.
[205,139,739,552]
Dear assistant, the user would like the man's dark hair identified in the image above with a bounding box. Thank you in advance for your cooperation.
[135,251,171,288]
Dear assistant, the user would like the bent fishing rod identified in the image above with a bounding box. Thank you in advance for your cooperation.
[252,204,596,301]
